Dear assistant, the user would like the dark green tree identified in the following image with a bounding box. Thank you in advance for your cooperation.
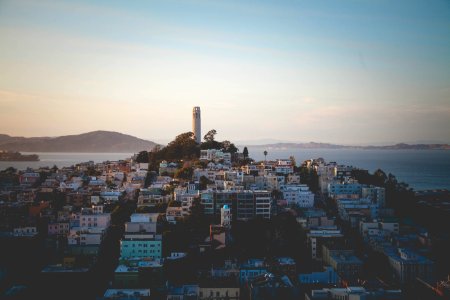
[243,147,249,159]
[221,140,238,154]
[136,151,150,163]
[199,175,213,190]
[203,129,217,142]
[174,167,193,180]
[168,200,181,207]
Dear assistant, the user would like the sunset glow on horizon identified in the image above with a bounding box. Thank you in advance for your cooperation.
[0,0,449,145]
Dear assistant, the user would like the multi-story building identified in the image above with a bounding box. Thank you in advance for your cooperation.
[103,289,151,300]
[120,237,162,260]
[200,149,232,165]
[287,174,301,185]
[362,186,386,208]
[274,159,294,175]
[19,172,40,186]
[201,190,272,221]
[307,229,344,260]
[48,222,70,236]
[297,208,335,229]
[328,182,362,199]
[100,191,123,202]
[120,212,161,260]
[328,252,363,284]
[13,227,37,237]
[386,248,434,284]
[337,198,380,227]
[335,165,353,180]
[198,278,240,300]
[359,221,399,238]
[305,287,402,300]
[281,184,315,207]
[166,207,183,224]
[68,227,106,245]
[299,266,339,285]
[79,212,111,228]
[239,259,267,285]
[254,191,272,219]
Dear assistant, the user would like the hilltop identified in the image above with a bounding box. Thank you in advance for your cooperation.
[0,131,159,153]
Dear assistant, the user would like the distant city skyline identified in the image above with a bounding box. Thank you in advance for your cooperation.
[0,0,449,145]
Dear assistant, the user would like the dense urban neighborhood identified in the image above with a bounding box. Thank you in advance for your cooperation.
[0,126,449,299]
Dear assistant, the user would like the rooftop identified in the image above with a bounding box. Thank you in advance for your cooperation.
[104,289,150,297]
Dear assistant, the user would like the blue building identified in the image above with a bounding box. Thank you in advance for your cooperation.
[120,238,162,260]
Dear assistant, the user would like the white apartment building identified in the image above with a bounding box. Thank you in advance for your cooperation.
[68,227,106,245]
[254,191,272,219]
[281,184,315,207]
[359,221,399,238]
[80,213,111,228]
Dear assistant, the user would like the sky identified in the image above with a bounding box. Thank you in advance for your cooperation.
[0,0,449,145]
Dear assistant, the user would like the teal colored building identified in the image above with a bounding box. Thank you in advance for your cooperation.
[120,238,162,259]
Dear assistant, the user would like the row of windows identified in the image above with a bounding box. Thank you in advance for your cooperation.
[123,243,159,247]
[129,249,160,253]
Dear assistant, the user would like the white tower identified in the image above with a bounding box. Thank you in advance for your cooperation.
[221,205,231,228]
[192,106,201,144]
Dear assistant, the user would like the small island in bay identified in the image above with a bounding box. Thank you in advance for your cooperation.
[0,151,39,161]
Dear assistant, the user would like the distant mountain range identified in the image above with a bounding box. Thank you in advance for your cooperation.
[0,131,159,153]
[246,142,450,150]
[0,131,448,153]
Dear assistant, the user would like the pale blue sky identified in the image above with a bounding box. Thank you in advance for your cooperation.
[0,0,449,144]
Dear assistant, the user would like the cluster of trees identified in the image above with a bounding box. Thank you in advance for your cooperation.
[200,129,239,154]
[0,167,19,187]
[299,164,319,193]
[351,168,415,216]
[135,130,240,172]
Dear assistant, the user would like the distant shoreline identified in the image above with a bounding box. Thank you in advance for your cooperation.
[243,143,450,151]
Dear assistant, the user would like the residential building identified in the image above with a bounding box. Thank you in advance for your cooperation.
[13,227,37,237]
[362,186,386,208]
[307,229,344,260]
[68,227,106,245]
[249,273,299,300]
[360,221,399,239]
[166,207,183,224]
[328,252,363,283]
[167,285,199,300]
[80,212,111,228]
[281,184,315,207]
[201,190,272,221]
[328,182,362,199]
[239,259,267,285]
[386,248,434,284]
[48,222,69,236]
[19,172,40,186]
[299,266,339,285]
[305,287,402,300]
[120,237,162,260]
[198,277,239,300]
[103,289,151,300]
